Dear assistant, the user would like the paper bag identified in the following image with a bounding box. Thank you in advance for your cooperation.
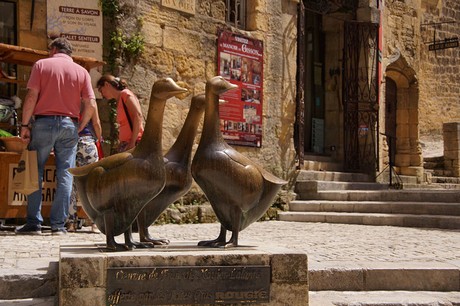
[12,149,39,195]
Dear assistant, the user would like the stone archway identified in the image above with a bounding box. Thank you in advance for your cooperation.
[384,52,423,181]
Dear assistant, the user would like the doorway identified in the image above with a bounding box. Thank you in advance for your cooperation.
[385,77,397,165]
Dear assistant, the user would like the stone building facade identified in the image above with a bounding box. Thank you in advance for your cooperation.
[381,0,459,179]
[1,0,459,202]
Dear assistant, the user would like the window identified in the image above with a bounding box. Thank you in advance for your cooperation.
[0,0,18,97]
[0,1,16,45]
[226,0,246,29]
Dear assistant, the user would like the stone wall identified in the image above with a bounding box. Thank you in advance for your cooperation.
[100,0,299,191]
[418,0,460,138]
[382,0,459,175]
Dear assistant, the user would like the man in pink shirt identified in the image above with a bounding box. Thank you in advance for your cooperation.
[16,37,97,235]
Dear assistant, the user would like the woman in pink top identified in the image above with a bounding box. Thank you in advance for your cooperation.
[96,74,144,152]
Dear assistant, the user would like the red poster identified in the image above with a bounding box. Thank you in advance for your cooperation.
[217,30,263,147]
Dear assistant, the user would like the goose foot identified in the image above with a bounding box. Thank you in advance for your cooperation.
[126,241,154,249]
[198,225,227,247]
[142,237,170,245]
[198,239,226,247]
[106,242,131,252]
[124,230,154,249]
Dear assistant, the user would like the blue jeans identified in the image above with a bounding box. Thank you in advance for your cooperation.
[27,116,78,230]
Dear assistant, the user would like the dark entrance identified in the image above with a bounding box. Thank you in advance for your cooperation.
[385,77,397,165]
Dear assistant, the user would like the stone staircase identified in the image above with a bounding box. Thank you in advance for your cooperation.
[279,157,460,305]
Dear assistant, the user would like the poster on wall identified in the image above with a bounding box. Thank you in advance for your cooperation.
[217,30,264,148]
[46,0,103,82]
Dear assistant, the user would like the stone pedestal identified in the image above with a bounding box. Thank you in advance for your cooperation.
[59,242,308,306]
[443,122,460,177]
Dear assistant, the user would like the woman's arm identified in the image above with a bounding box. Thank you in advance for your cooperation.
[91,105,102,141]
[124,94,143,149]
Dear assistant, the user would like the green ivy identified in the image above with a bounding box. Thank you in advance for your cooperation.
[100,0,145,153]
[107,98,119,154]
[100,0,119,17]
[101,0,145,71]
[110,30,145,61]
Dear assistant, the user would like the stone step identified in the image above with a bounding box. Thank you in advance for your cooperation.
[277,212,460,229]
[296,170,373,182]
[0,268,56,300]
[308,261,460,291]
[288,200,460,215]
[302,160,344,172]
[296,189,460,203]
[403,183,460,190]
[431,176,460,184]
[295,181,389,194]
[0,297,55,305]
[310,291,460,306]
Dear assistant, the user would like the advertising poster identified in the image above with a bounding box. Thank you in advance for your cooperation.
[217,30,264,147]
[47,0,102,59]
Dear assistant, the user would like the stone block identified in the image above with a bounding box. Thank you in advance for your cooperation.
[60,288,105,306]
[364,265,459,291]
[271,252,308,283]
[59,243,308,306]
[270,283,309,306]
[59,245,106,289]
[395,153,411,167]
[443,122,460,133]
[163,27,201,55]
[309,265,364,291]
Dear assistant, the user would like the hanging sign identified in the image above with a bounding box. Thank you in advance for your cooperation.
[428,37,459,51]
[217,30,264,148]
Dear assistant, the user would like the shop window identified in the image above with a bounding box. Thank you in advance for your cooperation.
[0,0,17,97]
[226,0,246,29]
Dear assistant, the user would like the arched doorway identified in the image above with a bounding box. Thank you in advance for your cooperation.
[384,53,423,180]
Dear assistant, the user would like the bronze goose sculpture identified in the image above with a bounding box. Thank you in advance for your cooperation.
[69,78,187,251]
[191,76,287,247]
[136,94,206,245]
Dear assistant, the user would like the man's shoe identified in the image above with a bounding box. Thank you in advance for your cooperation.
[15,224,42,235]
[51,229,67,236]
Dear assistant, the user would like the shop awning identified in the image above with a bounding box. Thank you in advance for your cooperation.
[0,43,105,71]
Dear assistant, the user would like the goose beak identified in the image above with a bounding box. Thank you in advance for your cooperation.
[227,83,238,90]
[167,79,187,93]
[172,88,189,100]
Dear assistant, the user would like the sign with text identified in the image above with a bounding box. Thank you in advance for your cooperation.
[161,0,196,15]
[106,266,271,305]
[8,164,57,206]
[46,0,103,85]
[217,30,264,147]
[428,37,459,51]
[47,0,103,60]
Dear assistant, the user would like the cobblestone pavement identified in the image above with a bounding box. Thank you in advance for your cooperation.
[1,221,460,273]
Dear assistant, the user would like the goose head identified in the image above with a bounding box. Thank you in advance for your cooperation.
[207,76,238,96]
[150,78,188,100]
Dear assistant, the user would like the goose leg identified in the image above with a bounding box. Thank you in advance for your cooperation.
[104,210,129,252]
[124,226,153,249]
[226,208,241,247]
[137,211,170,245]
[198,224,227,247]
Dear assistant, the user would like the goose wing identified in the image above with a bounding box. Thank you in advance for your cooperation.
[69,152,134,176]
[223,148,287,185]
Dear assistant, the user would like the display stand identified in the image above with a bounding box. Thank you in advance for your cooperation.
[0,151,87,220]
